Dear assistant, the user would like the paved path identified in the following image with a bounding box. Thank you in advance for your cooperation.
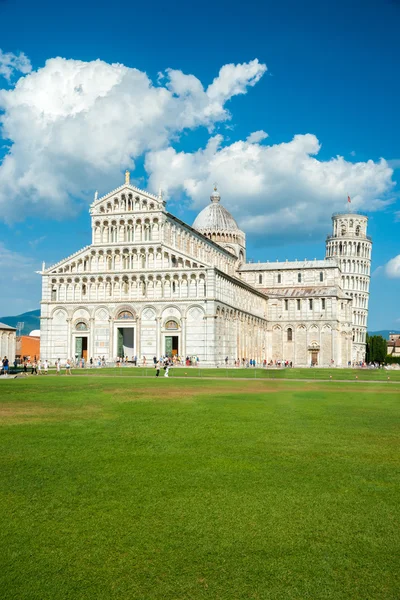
[5,373,399,384]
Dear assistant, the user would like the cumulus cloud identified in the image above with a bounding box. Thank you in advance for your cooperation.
[0,55,266,220]
[385,255,400,278]
[246,130,269,144]
[0,49,31,81]
[145,134,396,243]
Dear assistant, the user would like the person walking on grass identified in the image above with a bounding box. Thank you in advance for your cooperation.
[56,358,61,375]
[155,360,161,377]
[2,356,9,376]
[37,360,42,375]
[31,360,37,375]
[65,359,72,375]
[43,359,49,375]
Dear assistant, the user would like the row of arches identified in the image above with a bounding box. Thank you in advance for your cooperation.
[201,229,244,247]
[215,305,267,362]
[339,259,370,275]
[353,329,366,343]
[95,193,160,215]
[353,311,367,326]
[347,292,368,309]
[326,240,371,259]
[341,275,369,292]
[93,218,160,244]
[51,302,206,322]
[52,247,203,274]
[215,274,268,319]
[333,218,366,237]
[0,332,15,358]
[50,273,208,303]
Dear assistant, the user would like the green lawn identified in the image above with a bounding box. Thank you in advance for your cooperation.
[44,365,400,381]
[1,377,399,599]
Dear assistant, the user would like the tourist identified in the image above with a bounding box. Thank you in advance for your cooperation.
[2,356,9,376]
[155,360,161,377]
[65,359,72,375]
[143,356,146,366]
[37,360,42,375]
[56,359,61,375]
[43,359,49,374]
[31,360,37,375]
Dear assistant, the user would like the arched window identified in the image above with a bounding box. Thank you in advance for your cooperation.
[118,310,134,320]
[258,274,263,284]
[277,274,282,284]
[165,320,178,330]
[355,225,360,236]
[319,272,323,282]
[287,328,293,341]
[75,321,88,331]
[298,272,302,283]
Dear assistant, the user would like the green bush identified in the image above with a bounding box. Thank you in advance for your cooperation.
[386,355,400,365]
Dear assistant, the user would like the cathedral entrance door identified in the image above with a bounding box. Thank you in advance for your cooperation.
[75,336,88,360]
[311,350,319,366]
[165,336,179,357]
[116,327,134,358]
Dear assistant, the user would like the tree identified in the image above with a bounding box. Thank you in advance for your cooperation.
[366,334,387,364]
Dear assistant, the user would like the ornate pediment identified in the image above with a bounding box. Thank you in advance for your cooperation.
[90,182,166,217]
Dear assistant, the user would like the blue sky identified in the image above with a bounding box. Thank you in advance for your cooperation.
[0,0,399,329]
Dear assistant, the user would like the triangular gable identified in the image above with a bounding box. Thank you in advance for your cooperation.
[90,183,166,215]
[43,244,92,274]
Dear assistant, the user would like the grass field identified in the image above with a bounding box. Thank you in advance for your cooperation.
[43,365,400,381]
[1,376,399,599]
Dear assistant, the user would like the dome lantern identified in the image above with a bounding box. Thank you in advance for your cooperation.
[210,185,221,204]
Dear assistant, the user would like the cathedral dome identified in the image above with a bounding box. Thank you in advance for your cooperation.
[193,187,240,233]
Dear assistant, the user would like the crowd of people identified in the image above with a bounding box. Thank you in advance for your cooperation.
[2,355,394,376]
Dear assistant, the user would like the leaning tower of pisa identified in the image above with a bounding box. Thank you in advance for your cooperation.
[325,212,372,362]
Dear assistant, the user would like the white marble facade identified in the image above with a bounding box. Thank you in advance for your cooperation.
[0,323,16,362]
[40,174,370,366]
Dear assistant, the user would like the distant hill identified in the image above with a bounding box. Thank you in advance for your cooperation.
[0,309,40,335]
[368,330,400,340]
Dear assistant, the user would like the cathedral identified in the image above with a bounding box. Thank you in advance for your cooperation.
[39,172,372,366]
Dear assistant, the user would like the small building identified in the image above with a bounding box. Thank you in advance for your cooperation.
[16,334,40,362]
[0,322,16,362]
[387,334,400,358]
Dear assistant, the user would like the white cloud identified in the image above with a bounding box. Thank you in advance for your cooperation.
[0,55,266,220]
[145,134,396,243]
[246,130,269,144]
[385,255,400,278]
[0,49,32,82]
